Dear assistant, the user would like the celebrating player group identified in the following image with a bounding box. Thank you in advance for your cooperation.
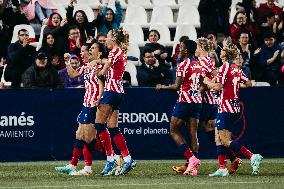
[54,27,262,177]
[156,38,262,177]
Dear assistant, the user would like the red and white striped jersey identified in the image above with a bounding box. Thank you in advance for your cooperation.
[104,47,127,93]
[76,64,102,107]
[176,57,204,103]
[199,56,219,104]
[216,62,248,113]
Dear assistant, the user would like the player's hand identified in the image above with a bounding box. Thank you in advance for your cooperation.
[203,77,210,85]
[87,36,94,43]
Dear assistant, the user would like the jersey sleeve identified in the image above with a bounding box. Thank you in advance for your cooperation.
[108,49,119,65]
[176,61,186,78]
[76,65,85,76]
[201,57,216,73]
[216,63,229,85]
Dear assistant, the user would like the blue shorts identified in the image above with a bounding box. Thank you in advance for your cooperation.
[216,112,241,131]
[99,91,124,110]
[199,103,218,121]
[77,106,97,124]
[172,102,202,121]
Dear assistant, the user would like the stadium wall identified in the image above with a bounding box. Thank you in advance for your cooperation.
[0,87,283,161]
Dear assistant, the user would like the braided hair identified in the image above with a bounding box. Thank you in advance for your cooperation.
[196,37,215,52]
[110,28,129,52]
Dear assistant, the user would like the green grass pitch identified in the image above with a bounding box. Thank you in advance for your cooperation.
[0,159,283,189]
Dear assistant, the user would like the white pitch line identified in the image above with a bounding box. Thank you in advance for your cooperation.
[0,181,283,189]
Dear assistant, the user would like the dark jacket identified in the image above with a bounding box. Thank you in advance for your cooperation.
[137,63,172,87]
[141,43,171,68]
[4,41,36,87]
[22,64,63,88]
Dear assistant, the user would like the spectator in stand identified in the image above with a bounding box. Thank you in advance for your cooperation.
[96,0,123,35]
[236,31,255,69]
[4,28,36,88]
[22,52,63,88]
[0,0,29,57]
[58,54,83,88]
[258,11,276,35]
[39,33,64,70]
[43,12,69,57]
[66,0,101,43]
[256,0,282,23]
[142,29,172,69]
[235,53,252,80]
[208,51,220,68]
[198,0,231,35]
[230,11,259,48]
[96,32,107,44]
[258,31,284,86]
[65,25,82,59]
[236,0,258,22]
[206,32,222,61]
[137,48,172,87]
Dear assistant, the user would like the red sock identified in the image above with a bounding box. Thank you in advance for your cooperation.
[218,155,227,169]
[83,145,93,166]
[239,146,253,159]
[183,148,193,159]
[98,130,113,156]
[112,132,129,157]
[70,147,83,166]
[93,139,104,154]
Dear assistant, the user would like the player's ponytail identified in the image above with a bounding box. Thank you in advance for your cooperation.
[111,28,129,52]
[196,37,214,52]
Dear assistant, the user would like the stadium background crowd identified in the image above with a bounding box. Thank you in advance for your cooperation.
[1,0,284,88]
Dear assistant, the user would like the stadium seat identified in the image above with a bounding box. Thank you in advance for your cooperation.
[127,0,153,9]
[55,5,67,19]
[36,25,47,51]
[11,24,38,47]
[106,0,127,10]
[123,5,148,27]
[152,0,179,9]
[126,61,139,86]
[52,0,69,8]
[178,0,200,7]
[229,0,242,24]
[123,25,145,46]
[149,25,173,46]
[174,24,197,42]
[150,6,174,26]
[127,43,141,60]
[0,64,11,87]
[177,4,200,27]
[73,4,95,21]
